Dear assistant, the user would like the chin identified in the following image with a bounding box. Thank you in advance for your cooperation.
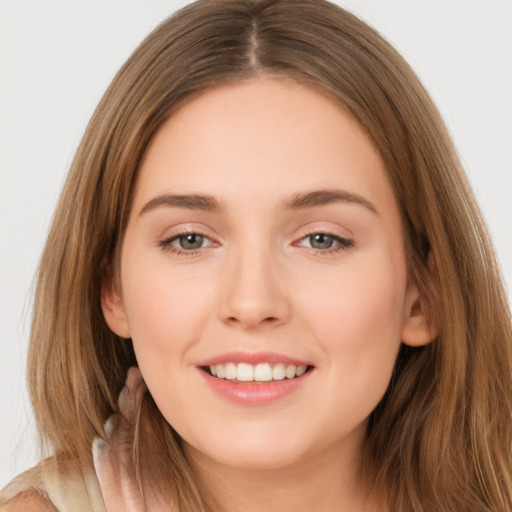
[182,427,311,471]
[202,447,306,472]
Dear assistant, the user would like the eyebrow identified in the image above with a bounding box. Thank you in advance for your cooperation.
[139,188,377,216]
[283,189,378,214]
[139,194,221,216]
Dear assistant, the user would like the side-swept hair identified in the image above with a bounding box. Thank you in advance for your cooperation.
[28,1,512,510]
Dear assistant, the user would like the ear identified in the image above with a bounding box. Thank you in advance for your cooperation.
[400,282,437,347]
[101,274,131,339]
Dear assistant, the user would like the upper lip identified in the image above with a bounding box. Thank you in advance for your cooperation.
[196,351,312,367]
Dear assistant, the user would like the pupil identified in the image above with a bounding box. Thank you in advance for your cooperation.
[180,234,203,250]
[310,234,333,249]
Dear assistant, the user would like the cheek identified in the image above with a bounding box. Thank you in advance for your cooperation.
[299,254,406,382]
[120,256,217,358]
[120,263,219,424]
[293,265,405,439]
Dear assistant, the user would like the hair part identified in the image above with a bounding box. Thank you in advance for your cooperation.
[28,1,512,510]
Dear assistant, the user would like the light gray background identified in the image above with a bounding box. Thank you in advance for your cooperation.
[1,0,511,488]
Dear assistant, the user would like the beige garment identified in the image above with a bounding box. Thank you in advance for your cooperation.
[0,456,106,511]
[0,369,155,511]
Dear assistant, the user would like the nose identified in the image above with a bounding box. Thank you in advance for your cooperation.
[218,246,291,330]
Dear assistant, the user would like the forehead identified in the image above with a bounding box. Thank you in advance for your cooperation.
[134,78,397,216]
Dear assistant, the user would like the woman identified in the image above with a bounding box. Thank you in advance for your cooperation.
[1,0,511,510]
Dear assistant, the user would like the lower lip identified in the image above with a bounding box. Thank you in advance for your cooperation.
[199,369,312,405]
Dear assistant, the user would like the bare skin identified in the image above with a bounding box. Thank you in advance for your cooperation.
[3,490,56,512]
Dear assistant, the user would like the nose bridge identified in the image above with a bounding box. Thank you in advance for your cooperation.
[218,238,290,328]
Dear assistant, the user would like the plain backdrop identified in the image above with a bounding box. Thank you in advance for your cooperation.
[1,0,511,488]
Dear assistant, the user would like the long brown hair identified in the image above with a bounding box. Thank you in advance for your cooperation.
[28,0,512,510]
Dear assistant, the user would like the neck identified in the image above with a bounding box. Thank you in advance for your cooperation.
[184,430,382,512]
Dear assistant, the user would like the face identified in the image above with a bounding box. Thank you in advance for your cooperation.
[102,78,432,473]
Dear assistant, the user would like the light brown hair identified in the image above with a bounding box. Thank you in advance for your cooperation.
[28,0,512,510]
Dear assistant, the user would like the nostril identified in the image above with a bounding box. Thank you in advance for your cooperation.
[225,316,281,327]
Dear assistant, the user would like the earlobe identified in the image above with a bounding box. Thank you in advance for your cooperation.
[400,283,437,347]
[101,276,131,339]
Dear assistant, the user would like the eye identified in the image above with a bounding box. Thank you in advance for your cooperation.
[307,233,336,250]
[175,233,206,250]
[298,232,354,253]
[159,231,214,254]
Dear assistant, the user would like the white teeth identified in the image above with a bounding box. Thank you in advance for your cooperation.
[272,363,285,380]
[237,363,254,382]
[296,365,307,377]
[208,362,308,382]
[215,364,225,378]
[225,362,237,380]
[254,363,272,381]
[285,365,297,379]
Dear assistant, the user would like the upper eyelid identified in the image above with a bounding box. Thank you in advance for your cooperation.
[295,226,352,241]
[297,221,353,237]
[160,225,217,241]
[160,228,350,239]
[295,233,353,249]
[298,231,350,241]
[166,228,213,238]
[159,224,352,240]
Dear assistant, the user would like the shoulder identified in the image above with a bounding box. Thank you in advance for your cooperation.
[1,490,56,511]
[0,456,105,512]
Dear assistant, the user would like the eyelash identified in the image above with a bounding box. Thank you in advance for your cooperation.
[158,230,354,257]
[297,230,354,255]
[158,230,213,256]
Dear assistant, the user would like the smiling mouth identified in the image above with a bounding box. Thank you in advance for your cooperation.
[202,362,313,383]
